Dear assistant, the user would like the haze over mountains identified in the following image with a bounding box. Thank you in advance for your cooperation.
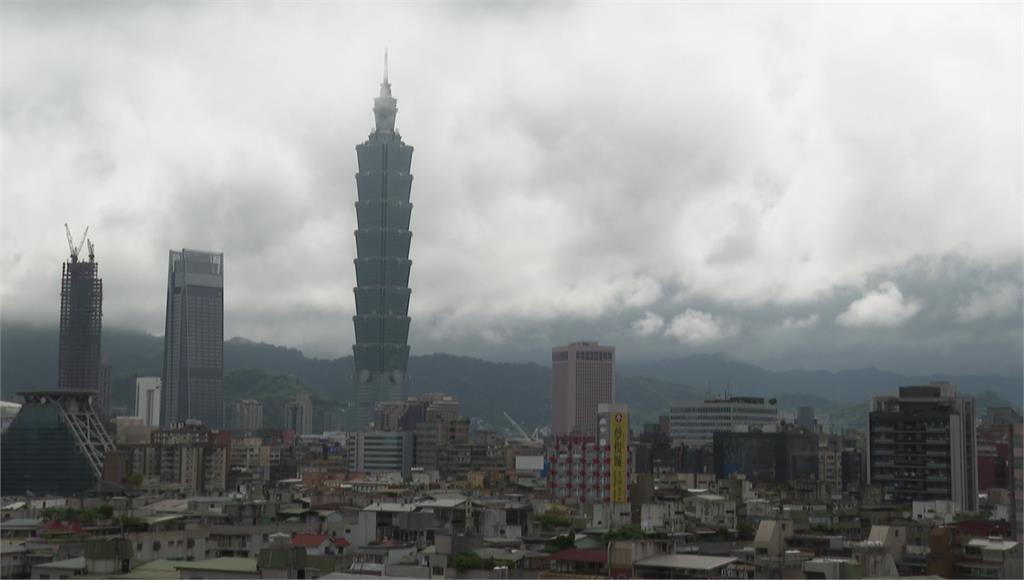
[2,323,1019,431]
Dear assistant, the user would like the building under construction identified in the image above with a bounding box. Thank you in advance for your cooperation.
[58,226,103,401]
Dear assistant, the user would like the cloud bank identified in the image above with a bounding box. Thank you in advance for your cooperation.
[1,3,1020,375]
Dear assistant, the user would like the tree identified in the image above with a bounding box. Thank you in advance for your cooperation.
[453,553,496,572]
[538,509,571,529]
[97,505,114,519]
[736,522,755,541]
[550,533,575,551]
[604,525,646,543]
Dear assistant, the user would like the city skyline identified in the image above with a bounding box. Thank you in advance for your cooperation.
[1,3,1020,376]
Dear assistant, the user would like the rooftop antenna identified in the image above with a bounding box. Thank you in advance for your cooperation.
[384,48,389,83]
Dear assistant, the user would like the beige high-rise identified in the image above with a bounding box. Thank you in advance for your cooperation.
[551,341,615,436]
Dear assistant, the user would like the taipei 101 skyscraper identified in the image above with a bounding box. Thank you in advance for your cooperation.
[352,54,414,430]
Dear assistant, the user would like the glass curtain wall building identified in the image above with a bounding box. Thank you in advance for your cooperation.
[161,249,225,429]
[351,61,414,430]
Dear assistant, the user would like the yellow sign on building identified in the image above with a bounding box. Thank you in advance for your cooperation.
[610,410,629,503]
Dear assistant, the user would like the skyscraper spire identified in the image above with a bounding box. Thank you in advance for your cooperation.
[373,51,398,134]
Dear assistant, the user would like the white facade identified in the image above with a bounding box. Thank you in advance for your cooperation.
[350,431,413,478]
[135,377,162,427]
[669,397,779,446]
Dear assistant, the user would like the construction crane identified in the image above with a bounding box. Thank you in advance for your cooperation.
[503,411,539,445]
[86,239,95,262]
[64,223,89,263]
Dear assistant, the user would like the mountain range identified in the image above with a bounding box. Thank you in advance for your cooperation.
[2,322,1019,431]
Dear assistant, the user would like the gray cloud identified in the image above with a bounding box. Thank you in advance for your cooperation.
[1,3,1020,376]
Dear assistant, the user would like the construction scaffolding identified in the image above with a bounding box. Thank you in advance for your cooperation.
[58,237,103,393]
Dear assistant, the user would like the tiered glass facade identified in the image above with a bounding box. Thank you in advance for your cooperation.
[352,69,414,430]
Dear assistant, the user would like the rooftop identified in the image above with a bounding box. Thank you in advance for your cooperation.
[636,554,739,571]
[35,556,87,570]
[548,548,608,563]
[173,557,259,574]
[291,533,330,548]
[967,538,1019,551]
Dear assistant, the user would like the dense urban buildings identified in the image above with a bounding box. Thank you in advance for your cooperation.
[868,382,979,511]
[57,230,103,396]
[134,377,161,427]
[160,249,225,429]
[351,62,415,432]
[669,396,780,446]
[550,341,616,436]
[232,398,264,430]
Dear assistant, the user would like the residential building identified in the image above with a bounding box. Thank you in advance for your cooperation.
[284,393,313,435]
[160,249,225,428]
[868,382,978,511]
[423,393,460,422]
[551,341,615,436]
[669,397,779,446]
[232,399,263,431]
[546,431,631,505]
[122,420,228,495]
[414,418,469,470]
[352,64,415,431]
[135,377,162,427]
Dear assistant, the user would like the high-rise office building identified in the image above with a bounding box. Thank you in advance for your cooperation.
[160,249,225,429]
[867,382,978,511]
[350,431,414,478]
[669,397,779,446]
[352,58,415,431]
[551,341,615,436]
[135,377,162,427]
[233,399,264,430]
[57,235,102,394]
[285,393,313,435]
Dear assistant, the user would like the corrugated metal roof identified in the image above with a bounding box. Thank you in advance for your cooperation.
[636,554,738,571]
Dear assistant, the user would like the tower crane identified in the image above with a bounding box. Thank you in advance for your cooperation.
[64,223,89,263]
[503,411,539,445]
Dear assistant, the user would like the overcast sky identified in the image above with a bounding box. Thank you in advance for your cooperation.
[2,2,1021,375]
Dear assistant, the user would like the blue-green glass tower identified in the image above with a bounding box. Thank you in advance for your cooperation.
[352,60,413,430]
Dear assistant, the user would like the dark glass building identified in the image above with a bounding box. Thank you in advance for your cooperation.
[1,391,114,496]
[352,63,414,430]
[58,245,102,393]
[713,431,819,484]
[161,249,225,429]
